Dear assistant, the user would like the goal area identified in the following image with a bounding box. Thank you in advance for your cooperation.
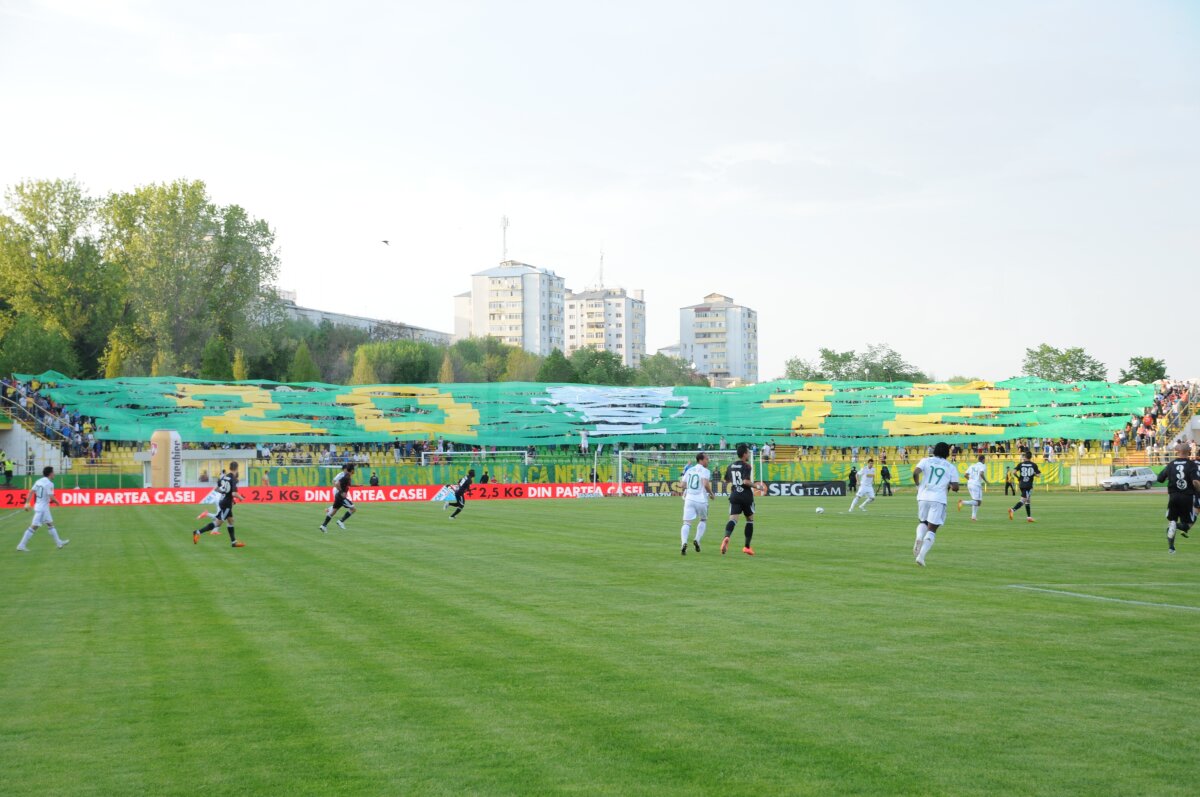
[616,449,747,487]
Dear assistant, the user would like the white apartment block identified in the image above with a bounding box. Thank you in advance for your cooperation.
[563,287,646,368]
[453,261,565,355]
[679,293,759,386]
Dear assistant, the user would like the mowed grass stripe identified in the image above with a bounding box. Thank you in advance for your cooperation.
[0,493,1197,795]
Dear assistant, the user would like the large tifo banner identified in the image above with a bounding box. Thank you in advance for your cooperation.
[20,372,1154,447]
[0,483,645,509]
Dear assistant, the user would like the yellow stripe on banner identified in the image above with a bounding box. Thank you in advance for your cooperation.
[172,384,282,411]
[202,411,329,436]
[337,386,480,437]
[884,412,1006,436]
[175,384,330,436]
[763,388,834,408]
[787,402,832,434]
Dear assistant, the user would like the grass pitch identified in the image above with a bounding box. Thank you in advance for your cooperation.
[1,491,1197,796]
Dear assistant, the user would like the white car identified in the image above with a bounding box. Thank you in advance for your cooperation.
[1100,467,1157,490]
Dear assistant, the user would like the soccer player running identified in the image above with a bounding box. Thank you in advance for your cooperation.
[196,467,226,530]
[447,468,475,519]
[1158,442,1200,554]
[192,462,244,548]
[1008,451,1041,522]
[912,442,960,567]
[721,443,761,556]
[320,463,357,532]
[958,454,989,521]
[17,466,68,552]
[849,458,877,512]
[680,452,714,555]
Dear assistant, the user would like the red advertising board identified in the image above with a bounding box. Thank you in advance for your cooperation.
[0,483,644,509]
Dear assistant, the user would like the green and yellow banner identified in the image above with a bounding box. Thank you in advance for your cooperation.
[20,372,1151,447]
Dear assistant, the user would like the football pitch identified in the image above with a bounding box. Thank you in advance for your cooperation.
[2,491,1197,796]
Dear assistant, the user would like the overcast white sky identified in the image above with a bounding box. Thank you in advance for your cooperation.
[1,0,1197,381]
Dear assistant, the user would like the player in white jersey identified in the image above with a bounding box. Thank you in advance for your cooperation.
[17,466,69,551]
[680,452,714,555]
[957,454,989,520]
[849,458,877,512]
[911,442,960,567]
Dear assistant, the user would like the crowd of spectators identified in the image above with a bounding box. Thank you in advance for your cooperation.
[1117,381,1193,454]
[1,376,105,462]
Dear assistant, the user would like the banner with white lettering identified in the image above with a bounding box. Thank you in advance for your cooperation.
[0,482,645,509]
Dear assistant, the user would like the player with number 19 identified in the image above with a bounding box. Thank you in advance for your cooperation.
[911,442,960,567]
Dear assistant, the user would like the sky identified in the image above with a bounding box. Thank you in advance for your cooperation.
[1,0,1198,381]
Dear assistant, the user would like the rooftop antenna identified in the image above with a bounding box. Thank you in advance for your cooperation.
[501,215,509,261]
[598,249,604,288]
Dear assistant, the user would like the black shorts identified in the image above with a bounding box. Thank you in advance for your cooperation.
[332,494,354,512]
[729,493,755,517]
[1167,494,1194,528]
[453,490,467,505]
[215,502,233,522]
[1019,485,1034,500]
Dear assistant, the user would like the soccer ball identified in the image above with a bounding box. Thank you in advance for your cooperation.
[815,507,825,514]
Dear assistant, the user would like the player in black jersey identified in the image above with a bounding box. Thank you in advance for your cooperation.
[1008,451,1041,522]
[320,463,357,532]
[447,469,475,519]
[192,462,245,548]
[1157,443,1200,554]
[721,444,761,556]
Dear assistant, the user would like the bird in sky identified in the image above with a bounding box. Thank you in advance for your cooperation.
[381,240,390,245]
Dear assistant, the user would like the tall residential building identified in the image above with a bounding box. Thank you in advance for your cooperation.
[679,293,759,386]
[453,261,565,355]
[563,287,646,368]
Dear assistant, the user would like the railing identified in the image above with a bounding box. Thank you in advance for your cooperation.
[0,391,74,448]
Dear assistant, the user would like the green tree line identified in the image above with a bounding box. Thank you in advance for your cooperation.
[0,178,706,387]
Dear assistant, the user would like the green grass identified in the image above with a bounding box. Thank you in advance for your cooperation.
[1,491,1197,796]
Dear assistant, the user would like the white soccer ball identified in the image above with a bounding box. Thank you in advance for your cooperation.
[815,507,825,514]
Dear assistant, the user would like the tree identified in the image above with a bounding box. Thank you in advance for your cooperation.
[200,337,234,380]
[946,375,982,383]
[100,179,280,375]
[0,179,123,375]
[349,348,380,385]
[536,348,578,382]
[438,351,455,383]
[637,353,706,386]
[1118,356,1167,384]
[0,315,81,377]
[1022,344,1107,382]
[288,340,321,383]
[232,349,249,380]
[783,345,928,382]
[102,333,127,378]
[784,348,857,381]
[570,348,634,385]
[502,348,543,381]
[856,343,930,383]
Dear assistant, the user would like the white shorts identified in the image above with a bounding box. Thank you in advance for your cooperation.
[31,508,54,527]
[856,485,875,498]
[918,500,947,527]
[969,483,983,502]
[682,499,709,522]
